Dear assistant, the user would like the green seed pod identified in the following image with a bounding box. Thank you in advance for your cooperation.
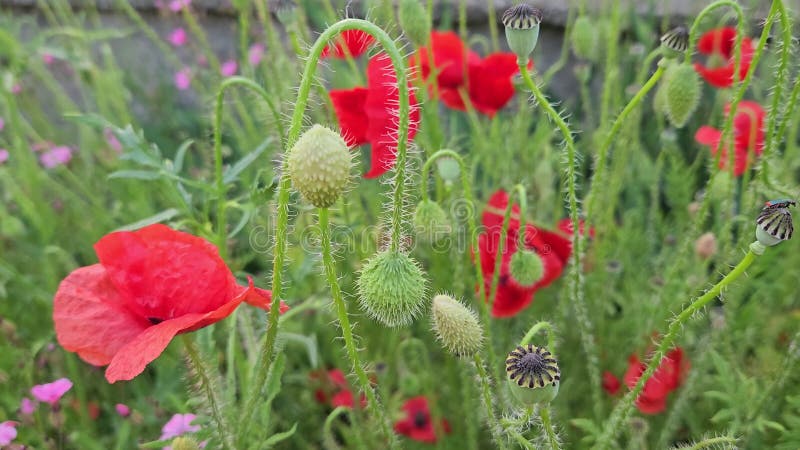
[571,16,597,61]
[287,124,353,208]
[357,251,428,327]
[413,199,451,243]
[501,3,543,65]
[398,0,431,48]
[756,199,795,246]
[171,437,201,450]
[509,249,544,287]
[431,294,484,357]
[506,344,560,406]
[664,63,701,129]
[660,26,689,60]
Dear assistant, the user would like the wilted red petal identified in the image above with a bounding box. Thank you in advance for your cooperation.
[53,265,150,366]
[330,87,369,146]
[321,30,375,59]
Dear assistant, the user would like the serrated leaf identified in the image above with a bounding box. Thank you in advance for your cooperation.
[223,137,273,185]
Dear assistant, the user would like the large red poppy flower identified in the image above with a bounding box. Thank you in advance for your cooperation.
[695,100,765,177]
[622,347,689,414]
[476,190,573,317]
[330,53,420,178]
[693,27,754,88]
[410,31,528,117]
[321,29,375,59]
[393,396,450,443]
[53,224,288,383]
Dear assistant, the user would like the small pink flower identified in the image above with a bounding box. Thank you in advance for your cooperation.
[115,403,131,417]
[168,0,190,12]
[39,146,73,169]
[42,53,55,64]
[104,129,122,153]
[19,397,35,415]
[11,83,21,94]
[0,149,8,165]
[31,378,73,406]
[174,67,192,90]
[0,421,18,446]
[168,27,187,47]
[160,413,200,441]
[220,59,238,77]
[248,44,264,66]
[0,117,5,131]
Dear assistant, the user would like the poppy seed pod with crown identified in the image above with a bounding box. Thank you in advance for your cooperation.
[287,124,353,208]
[502,3,543,64]
[506,344,560,405]
[660,26,689,59]
[756,199,795,246]
[357,251,428,327]
[664,63,700,128]
[431,294,483,357]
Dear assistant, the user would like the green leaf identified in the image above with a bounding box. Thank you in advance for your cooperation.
[115,209,180,231]
[262,423,298,449]
[223,137,274,185]
[108,169,161,181]
[173,139,194,173]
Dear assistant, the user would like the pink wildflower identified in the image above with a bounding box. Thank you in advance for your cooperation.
[160,414,200,445]
[115,403,131,417]
[220,60,238,77]
[19,397,35,415]
[174,68,192,90]
[0,149,8,165]
[168,0,190,12]
[248,44,264,66]
[39,146,73,169]
[0,421,17,446]
[31,378,73,406]
[168,28,187,47]
[0,117,4,131]
[104,129,122,153]
[11,83,21,94]
[42,53,55,64]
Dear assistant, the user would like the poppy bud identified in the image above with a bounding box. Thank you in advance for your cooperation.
[170,437,201,450]
[273,0,297,26]
[436,156,460,182]
[509,249,544,287]
[413,199,451,243]
[755,199,795,246]
[694,232,717,260]
[506,344,560,406]
[571,16,597,61]
[357,251,428,327]
[501,3,543,65]
[660,26,689,59]
[399,0,431,48]
[431,294,484,357]
[288,124,353,208]
[664,63,701,128]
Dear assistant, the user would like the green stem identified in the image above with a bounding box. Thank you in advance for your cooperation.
[539,406,561,450]
[487,0,499,52]
[520,321,555,352]
[487,184,527,309]
[685,436,738,449]
[318,208,395,447]
[760,0,791,184]
[596,247,761,449]
[473,355,510,450]
[461,368,480,450]
[182,335,233,450]
[598,0,621,127]
[518,64,602,421]
[585,66,665,223]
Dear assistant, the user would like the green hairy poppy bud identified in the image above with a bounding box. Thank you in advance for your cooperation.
[660,26,689,59]
[288,124,353,208]
[436,156,460,183]
[506,344,560,406]
[399,0,431,48]
[357,251,428,327]
[664,63,701,128]
[431,294,484,357]
[755,199,795,247]
[502,3,543,65]
[171,437,201,450]
[571,16,597,61]
[413,199,451,243]
[509,249,544,287]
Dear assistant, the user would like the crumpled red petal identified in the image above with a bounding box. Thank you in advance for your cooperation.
[330,87,369,146]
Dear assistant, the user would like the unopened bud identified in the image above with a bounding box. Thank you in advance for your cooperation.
[357,251,428,327]
[431,294,483,357]
[571,16,598,61]
[399,0,431,47]
[509,249,544,287]
[664,63,701,128]
[288,124,353,208]
[413,200,450,243]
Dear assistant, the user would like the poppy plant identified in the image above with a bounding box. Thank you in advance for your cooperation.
[53,224,288,383]
[622,347,689,414]
[693,27,754,88]
[329,53,420,178]
[695,100,765,177]
[410,31,529,116]
[321,29,375,59]
[477,190,573,317]
[393,396,450,443]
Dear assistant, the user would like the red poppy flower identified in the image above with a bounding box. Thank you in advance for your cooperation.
[623,347,688,414]
[476,190,573,317]
[330,53,420,178]
[693,27,754,88]
[602,371,621,395]
[53,224,288,383]
[393,396,450,443]
[311,369,366,410]
[695,100,765,176]
[321,29,375,59]
[410,31,529,117]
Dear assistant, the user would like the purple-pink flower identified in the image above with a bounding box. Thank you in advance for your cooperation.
[11,83,21,94]
[160,413,201,449]
[0,149,8,165]
[248,44,264,66]
[220,60,238,77]
[168,0,191,12]
[42,53,55,65]
[31,378,73,406]
[39,146,73,169]
[19,397,35,415]
[168,28,187,47]
[104,129,122,153]
[115,403,131,417]
[0,421,17,446]
[0,117,5,131]
[174,67,192,90]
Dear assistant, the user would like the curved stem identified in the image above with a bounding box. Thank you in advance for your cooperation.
[182,335,233,450]
[539,406,561,450]
[596,248,761,449]
[318,208,396,447]
[240,19,412,440]
[684,1,744,65]
[420,149,461,201]
[520,321,555,353]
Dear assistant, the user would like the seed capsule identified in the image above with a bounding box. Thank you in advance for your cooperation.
[506,344,560,405]
[756,199,795,246]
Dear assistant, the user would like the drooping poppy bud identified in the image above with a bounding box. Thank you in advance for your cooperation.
[288,124,353,208]
[664,63,701,128]
[413,199,451,243]
[357,251,428,327]
[431,294,483,357]
[509,249,544,287]
[399,0,431,48]
[506,344,560,405]
[501,3,543,65]
[436,155,461,182]
[571,16,598,61]
[659,26,689,59]
[756,199,795,246]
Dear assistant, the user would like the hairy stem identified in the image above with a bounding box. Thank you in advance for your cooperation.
[182,335,233,450]
[540,406,561,450]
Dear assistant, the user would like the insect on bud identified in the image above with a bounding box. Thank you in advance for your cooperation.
[506,344,560,406]
[755,199,795,247]
[502,3,543,65]
[287,124,353,208]
[357,251,428,327]
[431,294,484,357]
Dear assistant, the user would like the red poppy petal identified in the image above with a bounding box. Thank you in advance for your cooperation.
[321,30,375,59]
[696,27,737,56]
[238,276,289,313]
[636,395,667,414]
[602,371,621,395]
[330,390,354,409]
[329,87,369,146]
[53,265,150,367]
[439,87,467,112]
[466,53,521,116]
[94,224,238,321]
[694,63,735,88]
[426,31,468,88]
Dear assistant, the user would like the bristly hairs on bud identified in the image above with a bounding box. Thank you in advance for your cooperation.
[431,294,484,357]
[571,16,598,61]
[287,124,353,208]
[357,250,428,327]
[398,0,431,48]
[509,249,545,287]
[413,199,451,243]
[663,63,701,128]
